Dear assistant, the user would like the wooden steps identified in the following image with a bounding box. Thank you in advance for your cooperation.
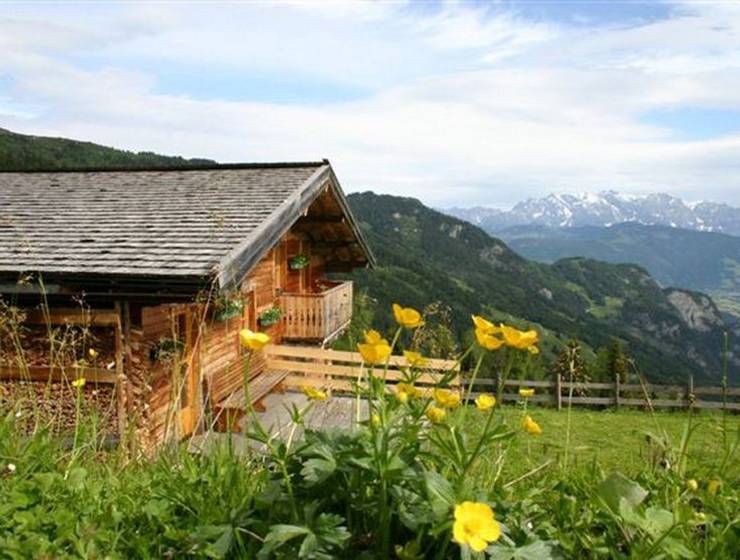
[212,370,289,431]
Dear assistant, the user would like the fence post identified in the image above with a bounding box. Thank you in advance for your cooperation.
[555,374,562,411]
[614,372,621,410]
[687,374,694,410]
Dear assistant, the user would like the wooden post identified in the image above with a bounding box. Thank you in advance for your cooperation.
[555,373,562,411]
[614,371,621,410]
[114,301,127,447]
[121,302,135,455]
[687,374,694,410]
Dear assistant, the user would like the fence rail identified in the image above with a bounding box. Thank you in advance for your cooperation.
[464,376,740,411]
[264,344,460,394]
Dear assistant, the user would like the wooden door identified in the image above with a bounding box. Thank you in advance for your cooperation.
[177,310,201,437]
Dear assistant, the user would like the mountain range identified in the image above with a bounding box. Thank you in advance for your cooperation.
[0,126,734,383]
[447,191,740,235]
[344,192,732,383]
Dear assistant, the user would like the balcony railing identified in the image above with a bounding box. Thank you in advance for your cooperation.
[279,280,353,342]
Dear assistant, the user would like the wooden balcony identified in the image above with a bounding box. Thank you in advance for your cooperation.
[279,280,353,342]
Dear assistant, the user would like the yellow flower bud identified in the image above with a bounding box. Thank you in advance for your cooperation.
[426,406,446,424]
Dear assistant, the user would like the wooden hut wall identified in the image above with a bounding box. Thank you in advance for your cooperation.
[140,229,328,445]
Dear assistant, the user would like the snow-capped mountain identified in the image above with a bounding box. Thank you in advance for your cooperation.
[446,191,740,235]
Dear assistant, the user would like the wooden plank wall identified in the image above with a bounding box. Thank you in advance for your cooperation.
[135,229,329,445]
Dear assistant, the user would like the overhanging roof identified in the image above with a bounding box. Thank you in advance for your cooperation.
[0,161,373,294]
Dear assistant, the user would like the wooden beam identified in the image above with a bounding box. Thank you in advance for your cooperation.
[22,308,120,327]
[0,365,117,383]
[294,216,345,226]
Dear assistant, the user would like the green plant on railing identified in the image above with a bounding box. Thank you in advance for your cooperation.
[213,294,244,322]
[258,306,282,327]
[288,253,310,270]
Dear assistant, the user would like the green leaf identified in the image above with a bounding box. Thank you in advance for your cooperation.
[300,457,336,485]
[263,524,311,546]
[596,473,647,516]
[641,506,674,539]
[487,540,562,559]
[425,471,455,521]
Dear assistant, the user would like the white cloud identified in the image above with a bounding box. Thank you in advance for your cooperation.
[1,1,740,208]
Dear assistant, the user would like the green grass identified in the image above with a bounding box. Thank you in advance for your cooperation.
[469,405,739,479]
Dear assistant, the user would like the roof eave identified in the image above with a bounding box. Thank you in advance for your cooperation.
[215,162,375,290]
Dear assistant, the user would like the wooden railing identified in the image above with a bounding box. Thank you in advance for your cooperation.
[279,280,353,341]
[464,377,740,411]
[264,344,460,394]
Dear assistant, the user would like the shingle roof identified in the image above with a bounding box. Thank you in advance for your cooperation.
[0,162,367,287]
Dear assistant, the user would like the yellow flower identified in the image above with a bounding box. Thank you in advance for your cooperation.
[357,341,392,364]
[433,388,461,409]
[686,479,698,492]
[364,329,387,345]
[301,385,328,401]
[522,414,542,435]
[452,501,501,552]
[371,413,381,427]
[403,350,428,368]
[500,325,539,350]
[392,303,424,329]
[88,348,99,359]
[527,345,540,355]
[239,329,271,351]
[708,479,721,495]
[471,315,499,334]
[475,328,504,351]
[475,394,496,411]
[426,405,446,424]
[519,388,535,398]
[396,382,421,403]
[71,377,86,389]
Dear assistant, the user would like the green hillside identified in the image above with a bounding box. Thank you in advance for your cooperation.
[0,128,215,170]
[499,223,740,297]
[345,192,732,384]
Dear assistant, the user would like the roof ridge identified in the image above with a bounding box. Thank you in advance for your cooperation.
[0,160,330,174]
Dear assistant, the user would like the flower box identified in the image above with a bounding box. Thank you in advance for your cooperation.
[288,254,310,270]
[258,307,282,327]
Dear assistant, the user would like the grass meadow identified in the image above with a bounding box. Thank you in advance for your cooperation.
[1,303,738,558]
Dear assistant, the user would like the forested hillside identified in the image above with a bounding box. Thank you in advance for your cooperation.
[0,128,214,170]
[345,192,732,383]
[498,222,740,297]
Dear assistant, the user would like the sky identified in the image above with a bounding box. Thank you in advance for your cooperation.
[1,0,740,208]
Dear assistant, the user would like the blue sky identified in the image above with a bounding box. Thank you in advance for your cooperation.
[1,0,740,207]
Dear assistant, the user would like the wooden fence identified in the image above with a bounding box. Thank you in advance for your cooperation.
[264,344,460,393]
[263,344,736,411]
[464,376,740,411]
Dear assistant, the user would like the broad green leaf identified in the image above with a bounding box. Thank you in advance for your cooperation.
[487,540,562,559]
[596,473,647,516]
[424,471,455,520]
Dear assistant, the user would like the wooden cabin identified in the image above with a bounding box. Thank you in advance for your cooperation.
[0,161,374,449]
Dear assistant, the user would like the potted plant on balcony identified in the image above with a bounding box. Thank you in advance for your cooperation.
[213,293,244,322]
[258,306,282,327]
[288,253,310,270]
